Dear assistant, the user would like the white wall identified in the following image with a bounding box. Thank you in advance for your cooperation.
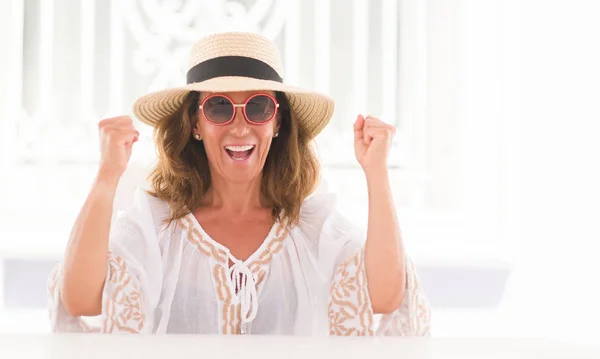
[504,0,600,346]
[427,0,600,347]
[400,0,600,347]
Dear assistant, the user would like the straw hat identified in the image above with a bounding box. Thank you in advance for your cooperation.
[132,32,335,139]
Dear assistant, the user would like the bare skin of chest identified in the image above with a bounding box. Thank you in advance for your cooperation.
[192,208,274,262]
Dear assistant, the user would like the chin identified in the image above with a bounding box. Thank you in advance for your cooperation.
[223,167,263,184]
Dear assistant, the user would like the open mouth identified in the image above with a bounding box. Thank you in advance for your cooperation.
[224,145,255,161]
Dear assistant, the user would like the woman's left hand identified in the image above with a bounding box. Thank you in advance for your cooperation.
[353,114,396,176]
[354,115,406,313]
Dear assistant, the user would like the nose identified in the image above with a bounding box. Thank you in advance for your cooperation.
[229,106,250,137]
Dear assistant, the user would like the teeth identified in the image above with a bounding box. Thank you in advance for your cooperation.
[225,145,254,152]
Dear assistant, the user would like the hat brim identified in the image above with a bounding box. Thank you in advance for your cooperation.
[132,76,335,139]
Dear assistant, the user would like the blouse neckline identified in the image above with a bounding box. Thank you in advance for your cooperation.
[178,213,290,332]
[184,212,280,265]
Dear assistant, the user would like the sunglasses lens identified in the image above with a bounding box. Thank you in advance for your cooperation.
[245,95,276,123]
[203,96,234,124]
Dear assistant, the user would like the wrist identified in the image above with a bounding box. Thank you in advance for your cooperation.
[364,167,390,185]
[366,171,392,198]
[95,168,122,189]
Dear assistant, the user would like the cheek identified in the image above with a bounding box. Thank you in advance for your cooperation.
[200,125,224,153]
[258,128,275,147]
[200,116,226,136]
[261,125,276,139]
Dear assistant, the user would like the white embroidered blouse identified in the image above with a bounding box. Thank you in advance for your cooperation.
[47,187,431,336]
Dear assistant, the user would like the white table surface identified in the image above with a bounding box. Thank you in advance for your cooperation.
[0,335,598,359]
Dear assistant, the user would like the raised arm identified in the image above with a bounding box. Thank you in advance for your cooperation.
[353,114,405,314]
[60,116,139,316]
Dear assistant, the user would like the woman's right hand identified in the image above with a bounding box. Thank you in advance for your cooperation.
[97,116,139,183]
[59,116,139,317]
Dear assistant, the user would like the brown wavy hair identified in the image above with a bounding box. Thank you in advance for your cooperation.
[147,91,321,229]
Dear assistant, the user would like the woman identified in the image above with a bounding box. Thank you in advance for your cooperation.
[48,32,431,335]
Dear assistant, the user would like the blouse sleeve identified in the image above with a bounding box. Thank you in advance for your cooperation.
[328,247,431,336]
[47,189,163,333]
[322,211,432,336]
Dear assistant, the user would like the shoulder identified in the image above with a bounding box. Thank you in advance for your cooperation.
[114,187,172,238]
[293,181,365,248]
[290,181,365,277]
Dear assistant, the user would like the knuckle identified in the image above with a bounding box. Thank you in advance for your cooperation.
[105,129,122,141]
[99,115,131,125]
[99,126,111,136]
[104,130,116,140]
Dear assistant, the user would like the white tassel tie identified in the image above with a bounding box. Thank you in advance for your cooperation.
[228,256,259,330]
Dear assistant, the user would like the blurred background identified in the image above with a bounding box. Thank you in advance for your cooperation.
[0,0,598,349]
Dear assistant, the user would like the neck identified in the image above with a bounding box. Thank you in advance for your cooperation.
[203,173,265,215]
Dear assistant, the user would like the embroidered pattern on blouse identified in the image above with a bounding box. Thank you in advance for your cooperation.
[328,249,374,336]
[329,249,432,337]
[180,217,288,335]
[213,264,243,334]
[47,264,95,332]
[102,254,146,333]
[248,225,287,293]
[180,216,239,334]
[48,253,145,333]
[409,258,431,335]
[47,264,62,320]
[179,216,228,263]
[377,258,431,336]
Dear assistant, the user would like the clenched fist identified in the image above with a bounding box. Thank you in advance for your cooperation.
[97,116,139,182]
[353,114,396,175]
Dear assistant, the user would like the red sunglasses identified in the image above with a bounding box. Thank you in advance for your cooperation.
[198,93,279,125]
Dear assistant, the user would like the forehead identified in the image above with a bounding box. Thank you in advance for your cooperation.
[199,90,276,102]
